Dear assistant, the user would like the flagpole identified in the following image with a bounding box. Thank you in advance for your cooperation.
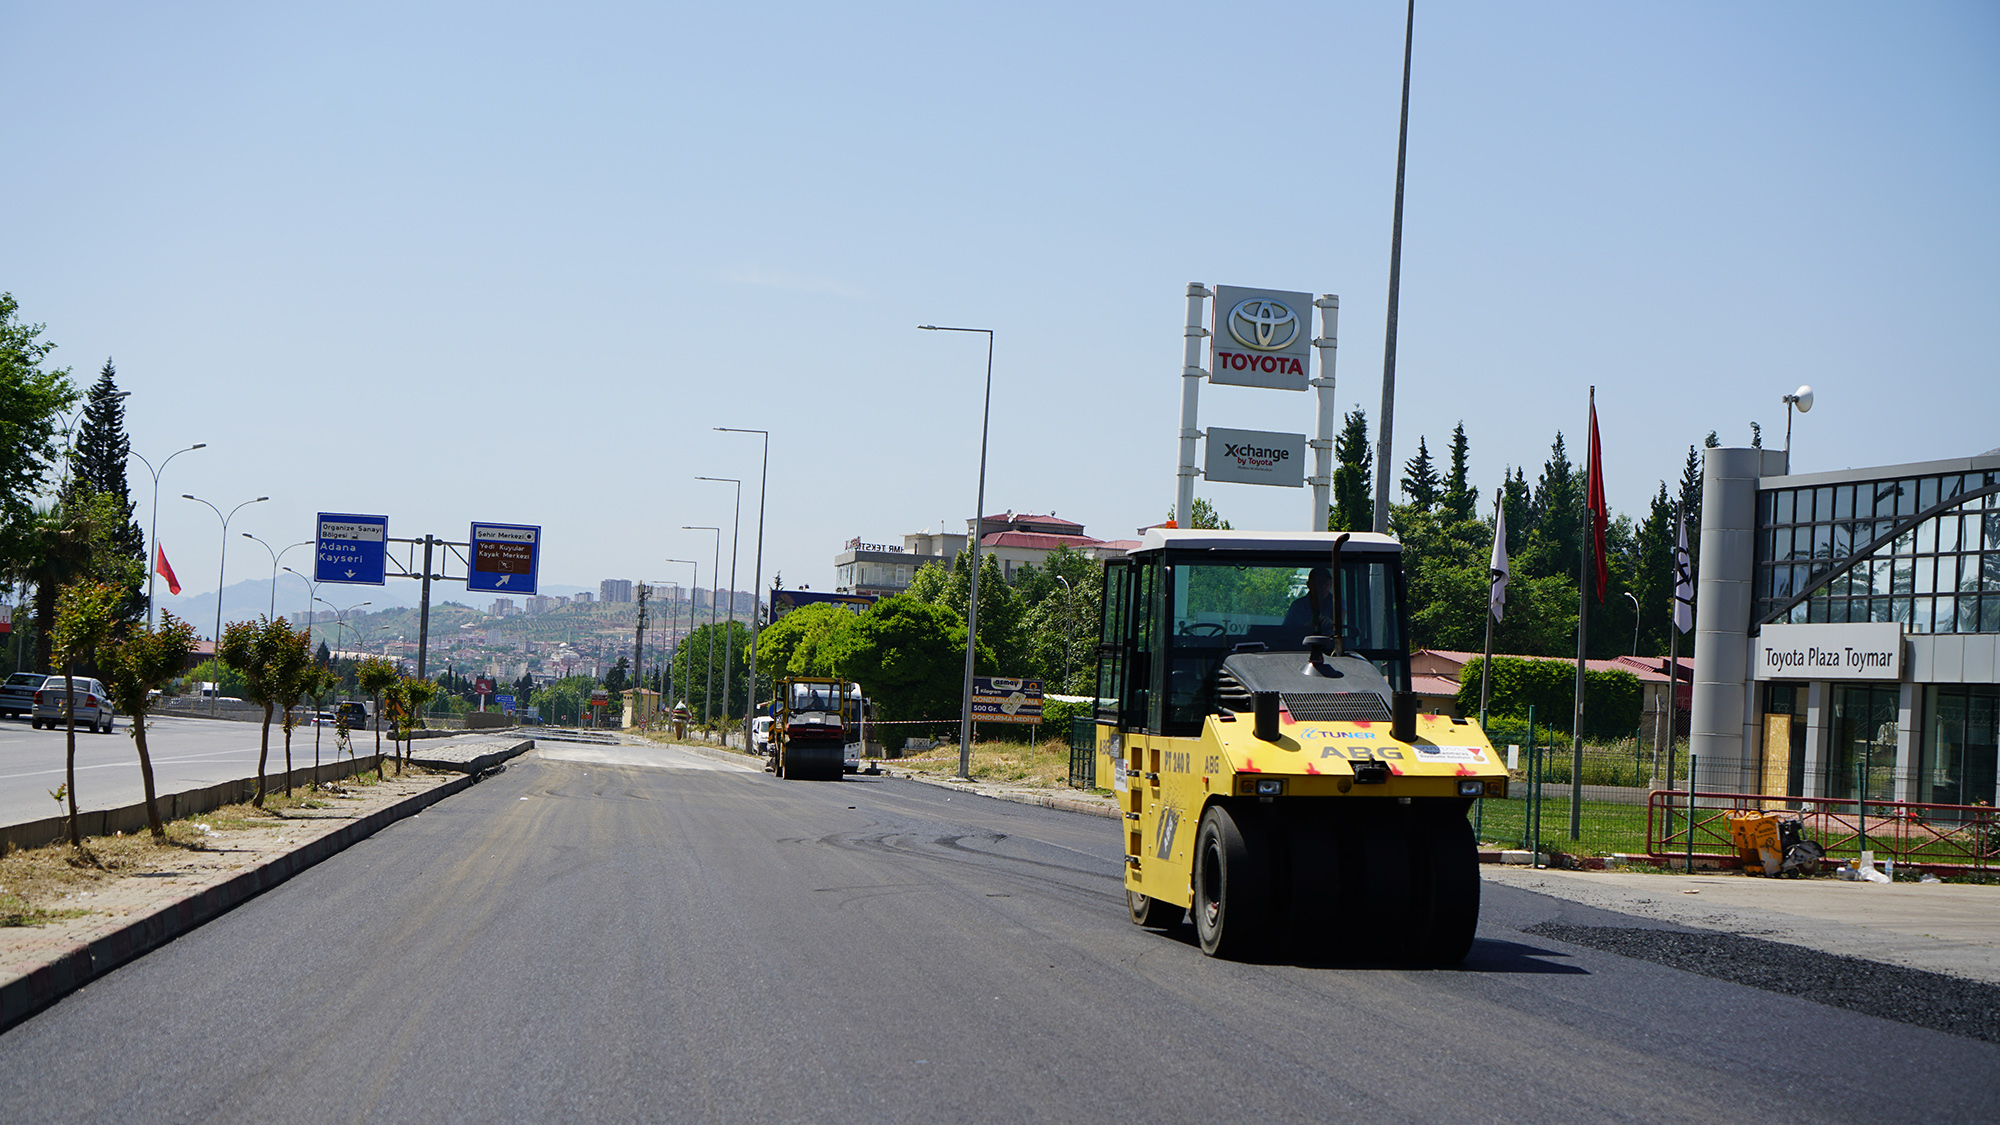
[1570,386,1595,841]
[1479,487,1501,727]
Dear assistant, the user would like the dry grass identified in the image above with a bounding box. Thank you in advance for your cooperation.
[0,766,437,927]
[891,737,1080,788]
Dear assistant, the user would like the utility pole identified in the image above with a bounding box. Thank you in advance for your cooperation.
[633,584,647,724]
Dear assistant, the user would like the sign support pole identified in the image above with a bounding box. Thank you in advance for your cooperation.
[416,535,434,680]
[1176,283,1211,526]
[1309,295,1339,531]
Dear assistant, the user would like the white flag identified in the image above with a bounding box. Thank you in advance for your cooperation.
[1673,509,1694,634]
[1489,500,1509,622]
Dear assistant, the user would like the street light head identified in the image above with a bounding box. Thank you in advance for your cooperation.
[191,443,207,450]
[919,324,937,330]
[182,493,196,500]
[255,496,270,502]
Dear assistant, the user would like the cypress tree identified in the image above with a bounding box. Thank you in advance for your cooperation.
[66,359,146,625]
[1442,421,1475,524]
[1330,409,1373,532]
[1400,435,1441,511]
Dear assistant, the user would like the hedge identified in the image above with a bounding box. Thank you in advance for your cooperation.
[1453,655,1641,735]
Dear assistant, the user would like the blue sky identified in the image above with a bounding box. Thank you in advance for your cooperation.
[6,1,1995,615]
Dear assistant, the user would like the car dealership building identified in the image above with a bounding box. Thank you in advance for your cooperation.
[1689,447,2000,809]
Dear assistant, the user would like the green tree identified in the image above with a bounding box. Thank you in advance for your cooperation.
[62,358,146,627]
[185,657,248,698]
[51,580,122,845]
[0,292,78,586]
[299,663,342,770]
[1441,421,1476,524]
[97,610,199,837]
[904,560,951,605]
[22,491,138,674]
[822,593,994,751]
[220,616,311,807]
[270,627,315,796]
[757,603,859,683]
[1501,466,1531,557]
[1631,483,1675,657]
[670,620,752,722]
[1330,408,1372,532]
[1521,432,1580,582]
[354,655,400,777]
[1165,497,1232,530]
[1400,435,1440,510]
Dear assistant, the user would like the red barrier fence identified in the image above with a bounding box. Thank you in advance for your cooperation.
[1646,789,1998,875]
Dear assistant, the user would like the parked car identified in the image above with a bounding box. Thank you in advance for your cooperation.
[0,672,51,719]
[337,701,370,728]
[32,676,116,733]
[751,715,774,756]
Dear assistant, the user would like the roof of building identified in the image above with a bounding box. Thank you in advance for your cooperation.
[981,511,1083,530]
[1414,648,1684,684]
[979,531,1108,551]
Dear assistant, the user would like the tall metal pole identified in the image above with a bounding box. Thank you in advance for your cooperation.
[416,534,434,680]
[1569,386,1595,841]
[1174,285,1209,527]
[1310,296,1339,531]
[131,443,204,630]
[184,493,267,714]
[683,527,721,724]
[1373,0,1416,535]
[243,534,311,621]
[920,324,995,780]
[717,427,769,731]
[697,477,742,734]
[665,559,696,721]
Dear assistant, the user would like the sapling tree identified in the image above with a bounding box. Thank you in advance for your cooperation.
[269,629,314,797]
[51,580,121,846]
[219,616,311,808]
[355,656,398,779]
[300,664,341,771]
[96,611,198,838]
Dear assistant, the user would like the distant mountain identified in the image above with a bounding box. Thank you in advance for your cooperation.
[157,576,602,637]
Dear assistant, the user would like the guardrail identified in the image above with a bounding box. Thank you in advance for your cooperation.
[1645,789,1999,875]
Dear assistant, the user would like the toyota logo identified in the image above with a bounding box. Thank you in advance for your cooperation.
[1226,298,1300,351]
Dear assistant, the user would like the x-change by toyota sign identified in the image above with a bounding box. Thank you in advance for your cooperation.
[1205,426,1306,488]
[1210,285,1313,391]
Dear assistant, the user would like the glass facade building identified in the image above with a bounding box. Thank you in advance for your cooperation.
[1692,448,2000,810]
[1755,467,2000,633]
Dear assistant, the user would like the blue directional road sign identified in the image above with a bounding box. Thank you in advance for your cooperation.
[315,513,388,586]
[466,522,541,595]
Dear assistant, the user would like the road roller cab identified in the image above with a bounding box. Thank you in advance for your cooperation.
[1094,528,1506,961]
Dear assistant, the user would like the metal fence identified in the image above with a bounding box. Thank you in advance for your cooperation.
[1645,789,1999,875]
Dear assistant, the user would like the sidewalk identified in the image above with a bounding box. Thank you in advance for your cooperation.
[1483,863,2000,985]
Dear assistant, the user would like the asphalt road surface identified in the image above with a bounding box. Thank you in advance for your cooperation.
[0,712,366,827]
[1,743,1994,1123]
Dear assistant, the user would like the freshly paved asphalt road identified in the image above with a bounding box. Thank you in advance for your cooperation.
[1,743,1994,1123]
[0,713,358,826]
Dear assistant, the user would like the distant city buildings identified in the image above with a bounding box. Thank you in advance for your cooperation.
[525,595,557,614]
[833,511,1138,596]
[573,591,594,605]
[600,579,634,603]
[488,597,516,617]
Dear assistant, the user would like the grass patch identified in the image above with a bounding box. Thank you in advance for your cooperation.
[892,736,1081,788]
[0,823,210,927]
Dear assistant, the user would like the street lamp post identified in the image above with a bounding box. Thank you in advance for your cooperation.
[130,443,205,630]
[243,534,312,620]
[316,597,371,654]
[664,559,697,725]
[919,324,995,780]
[696,477,742,738]
[716,427,769,733]
[282,566,321,641]
[184,492,268,714]
[1054,574,1074,691]
[682,527,721,725]
[1623,590,1640,657]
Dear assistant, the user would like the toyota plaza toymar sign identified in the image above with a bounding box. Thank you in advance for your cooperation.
[1210,284,1313,392]
[1752,622,1903,681]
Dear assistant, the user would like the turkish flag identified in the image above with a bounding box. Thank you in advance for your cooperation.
[1585,398,1608,602]
[156,544,182,595]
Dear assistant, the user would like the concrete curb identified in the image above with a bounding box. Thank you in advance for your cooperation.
[406,738,535,775]
[0,771,485,1033]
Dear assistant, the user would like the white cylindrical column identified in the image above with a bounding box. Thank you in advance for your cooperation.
[1176,283,1210,525]
[1689,446,1762,792]
[1309,295,1339,531]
